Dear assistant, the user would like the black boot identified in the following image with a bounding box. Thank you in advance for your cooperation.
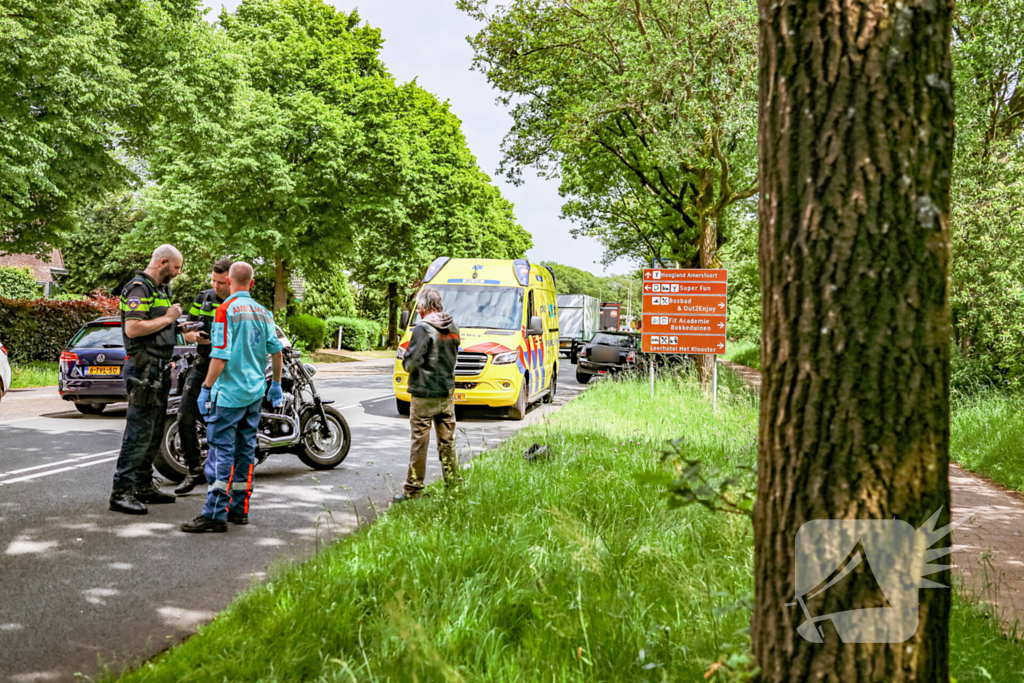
[109,489,147,515]
[136,482,175,504]
[181,515,227,533]
[174,470,206,495]
[227,511,248,525]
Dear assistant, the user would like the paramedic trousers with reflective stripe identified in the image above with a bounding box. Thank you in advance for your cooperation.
[201,397,261,521]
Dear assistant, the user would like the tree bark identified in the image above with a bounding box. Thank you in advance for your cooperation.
[273,252,289,315]
[387,281,399,349]
[753,0,954,679]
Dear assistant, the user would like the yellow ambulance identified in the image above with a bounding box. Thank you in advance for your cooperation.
[393,258,559,420]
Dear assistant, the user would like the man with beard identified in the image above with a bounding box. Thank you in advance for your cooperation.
[109,244,185,515]
[173,257,232,495]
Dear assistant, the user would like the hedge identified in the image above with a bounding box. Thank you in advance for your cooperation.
[285,314,327,352]
[325,316,382,352]
[0,267,39,299]
[0,296,120,363]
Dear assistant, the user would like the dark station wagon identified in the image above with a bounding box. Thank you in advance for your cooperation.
[57,316,194,414]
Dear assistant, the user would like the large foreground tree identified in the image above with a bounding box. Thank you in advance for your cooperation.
[754,0,954,680]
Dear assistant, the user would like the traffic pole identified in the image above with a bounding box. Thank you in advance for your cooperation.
[650,360,654,398]
[712,359,718,414]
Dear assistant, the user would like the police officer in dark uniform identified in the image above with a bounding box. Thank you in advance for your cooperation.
[109,245,185,515]
[173,257,232,495]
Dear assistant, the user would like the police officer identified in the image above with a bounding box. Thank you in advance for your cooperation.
[173,258,232,495]
[109,245,185,515]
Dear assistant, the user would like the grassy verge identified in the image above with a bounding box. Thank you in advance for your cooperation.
[723,341,760,370]
[10,361,59,388]
[114,372,1024,682]
[950,389,1024,492]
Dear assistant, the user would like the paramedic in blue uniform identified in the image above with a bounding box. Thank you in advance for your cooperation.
[173,257,232,495]
[181,262,284,533]
[110,244,184,515]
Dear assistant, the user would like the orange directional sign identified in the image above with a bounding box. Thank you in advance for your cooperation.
[642,268,727,354]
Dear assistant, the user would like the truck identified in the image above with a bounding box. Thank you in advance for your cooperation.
[555,294,599,363]
[600,302,621,330]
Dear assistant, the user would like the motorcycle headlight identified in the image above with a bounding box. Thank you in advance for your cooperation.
[303,363,318,377]
[492,350,518,365]
[396,347,406,360]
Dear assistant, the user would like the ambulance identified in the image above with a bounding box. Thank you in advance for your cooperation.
[393,258,559,420]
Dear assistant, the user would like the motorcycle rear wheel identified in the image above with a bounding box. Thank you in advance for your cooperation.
[294,406,351,469]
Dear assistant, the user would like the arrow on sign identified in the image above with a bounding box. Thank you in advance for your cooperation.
[717,322,725,329]
[644,283,651,292]
[718,342,724,349]
[718,302,725,309]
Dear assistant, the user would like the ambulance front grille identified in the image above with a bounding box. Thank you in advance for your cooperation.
[455,352,488,377]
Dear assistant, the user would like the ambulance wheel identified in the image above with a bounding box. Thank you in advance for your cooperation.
[508,383,528,420]
[543,371,557,404]
[575,369,591,384]
[155,417,188,483]
[396,398,410,416]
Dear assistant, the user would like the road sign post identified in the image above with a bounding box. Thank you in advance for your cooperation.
[641,268,727,407]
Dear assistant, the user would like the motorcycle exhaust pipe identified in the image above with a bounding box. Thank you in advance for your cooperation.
[256,412,300,448]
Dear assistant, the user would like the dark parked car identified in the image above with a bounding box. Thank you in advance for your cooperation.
[575,331,642,384]
[58,316,193,414]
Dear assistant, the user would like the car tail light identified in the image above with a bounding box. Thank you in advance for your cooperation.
[627,350,636,362]
[1,345,6,356]
[60,351,79,363]
[579,346,587,357]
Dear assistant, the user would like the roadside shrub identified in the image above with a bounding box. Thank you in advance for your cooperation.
[324,316,381,351]
[0,266,39,299]
[0,296,119,362]
[301,267,356,320]
[285,314,326,352]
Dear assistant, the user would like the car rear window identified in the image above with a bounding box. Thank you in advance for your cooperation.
[592,333,635,347]
[71,325,123,349]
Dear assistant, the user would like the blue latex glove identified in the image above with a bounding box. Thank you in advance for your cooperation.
[198,385,211,416]
[267,380,283,407]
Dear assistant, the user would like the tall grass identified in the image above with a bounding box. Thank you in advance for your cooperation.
[722,341,759,370]
[951,389,1024,491]
[112,373,1024,682]
[10,361,59,388]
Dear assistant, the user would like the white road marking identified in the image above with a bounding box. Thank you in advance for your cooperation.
[0,455,118,486]
[0,450,119,479]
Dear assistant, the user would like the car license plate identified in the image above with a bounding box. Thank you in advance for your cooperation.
[454,392,467,403]
[87,366,119,375]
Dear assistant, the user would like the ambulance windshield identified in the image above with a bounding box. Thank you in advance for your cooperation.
[412,285,524,331]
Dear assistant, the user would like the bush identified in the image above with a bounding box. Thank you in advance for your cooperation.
[0,296,120,362]
[324,316,382,352]
[301,267,356,320]
[0,266,40,299]
[285,314,326,352]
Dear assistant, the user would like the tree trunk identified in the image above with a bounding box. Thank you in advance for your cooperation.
[753,0,954,680]
[273,252,289,315]
[698,212,717,388]
[387,281,399,349]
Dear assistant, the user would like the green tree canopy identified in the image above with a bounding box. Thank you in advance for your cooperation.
[458,0,758,268]
[1,0,241,254]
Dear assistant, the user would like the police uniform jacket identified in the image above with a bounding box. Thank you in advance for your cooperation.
[120,272,176,360]
[186,288,224,366]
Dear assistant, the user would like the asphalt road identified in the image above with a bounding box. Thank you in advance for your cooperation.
[0,359,585,682]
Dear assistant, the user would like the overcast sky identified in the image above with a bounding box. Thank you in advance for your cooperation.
[200,0,628,276]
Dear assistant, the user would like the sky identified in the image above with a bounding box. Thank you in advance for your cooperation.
[200,0,629,276]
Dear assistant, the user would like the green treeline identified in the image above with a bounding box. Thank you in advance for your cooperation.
[3,0,531,342]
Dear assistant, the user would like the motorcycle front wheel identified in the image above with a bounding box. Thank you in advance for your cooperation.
[294,406,351,470]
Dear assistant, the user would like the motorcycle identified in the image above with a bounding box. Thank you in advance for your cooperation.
[154,346,351,483]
